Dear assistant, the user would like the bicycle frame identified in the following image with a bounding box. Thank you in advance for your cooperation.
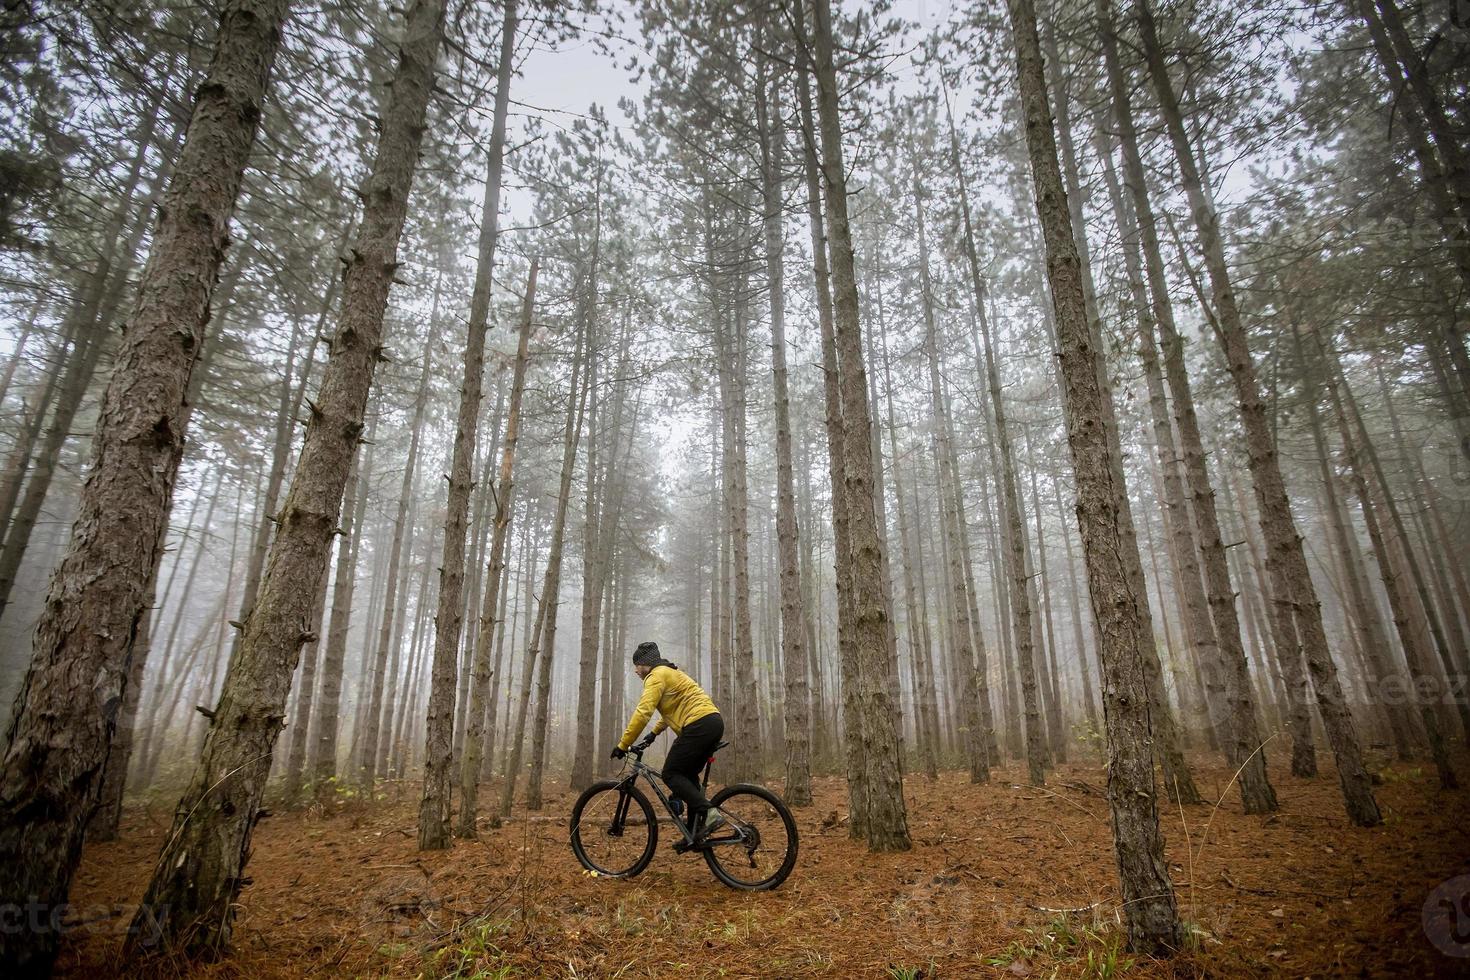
[615,747,739,849]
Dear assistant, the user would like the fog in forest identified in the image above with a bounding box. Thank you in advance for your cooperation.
[1,0,1467,975]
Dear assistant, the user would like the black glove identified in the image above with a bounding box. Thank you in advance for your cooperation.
[634,734,656,751]
[610,746,626,760]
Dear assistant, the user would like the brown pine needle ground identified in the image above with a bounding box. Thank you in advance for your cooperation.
[57,755,1470,978]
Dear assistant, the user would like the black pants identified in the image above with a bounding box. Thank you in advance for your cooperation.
[662,713,723,828]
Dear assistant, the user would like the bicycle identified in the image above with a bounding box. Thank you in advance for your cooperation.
[568,735,798,890]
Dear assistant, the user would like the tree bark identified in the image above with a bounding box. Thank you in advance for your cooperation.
[1139,0,1379,827]
[457,259,537,835]
[1006,0,1183,951]
[806,0,909,851]
[1095,25,1288,798]
[500,309,589,820]
[359,338,433,784]
[1315,338,1457,787]
[127,0,446,953]
[416,0,517,848]
[309,413,374,787]
[0,2,289,971]
[1293,334,1416,759]
[756,52,813,805]
[793,43,864,831]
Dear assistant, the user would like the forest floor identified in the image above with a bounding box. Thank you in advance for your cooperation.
[56,753,1470,979]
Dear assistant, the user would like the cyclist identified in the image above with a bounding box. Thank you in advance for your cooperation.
[611,641,725,841]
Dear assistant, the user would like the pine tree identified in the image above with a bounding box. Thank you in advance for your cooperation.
[1137,0,1380,827]
[0,3,291,972]
[805,0,909,852]
[1005,0,1184,951]
[419,0,519,849]
[127,0,448,953]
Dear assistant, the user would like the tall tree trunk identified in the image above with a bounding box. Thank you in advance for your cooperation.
[712,243,761,784]
[973,362,1022,761]
[1328,341,1470,742]
[805,0,909,851]
[500,311,589,820]
[393,521,438,776]
[310,414,374,787]
[526,285,599,809]
[910,139,994,782]
[972,285,1045,785]
[571,313,634,791]
[798,413,834,766]
[455,390,503,768]
[858,256,905,780]
[0,3,289,971]
[458,259,537,836]
[1024,426,1067,764]
[0,93,173,609]
[483,510,529,785]
[1315,339,1458,787]
[417,0,517,848]
[1031,27,1188,807]
[128,0,446,953]
[570,313,609,793]
[226,314,308,671]
[794,46,865,832]
[1138,0,1379,827]
[877,285,940,781]
[1055,479,1101,734]
[1097,34,1289,798]
[598,549,622,762]
[756,54,813,805]
[1006,0,1183,951]
[1293,333,1416,759]
[359,340,433,784]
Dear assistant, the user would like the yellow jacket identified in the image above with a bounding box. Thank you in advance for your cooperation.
[618,665,719,750]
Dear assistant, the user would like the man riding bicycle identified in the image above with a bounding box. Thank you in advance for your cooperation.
[611,641,725,842]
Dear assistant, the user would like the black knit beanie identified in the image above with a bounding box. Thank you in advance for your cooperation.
[632,641,663,667]
[632,642,679,672]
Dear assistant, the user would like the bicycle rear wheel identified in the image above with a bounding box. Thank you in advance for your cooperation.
[569,780,658,878]
[701,783,798,890]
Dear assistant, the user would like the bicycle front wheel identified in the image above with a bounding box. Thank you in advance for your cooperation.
[702,783,798,890]
[569,780,658,878]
